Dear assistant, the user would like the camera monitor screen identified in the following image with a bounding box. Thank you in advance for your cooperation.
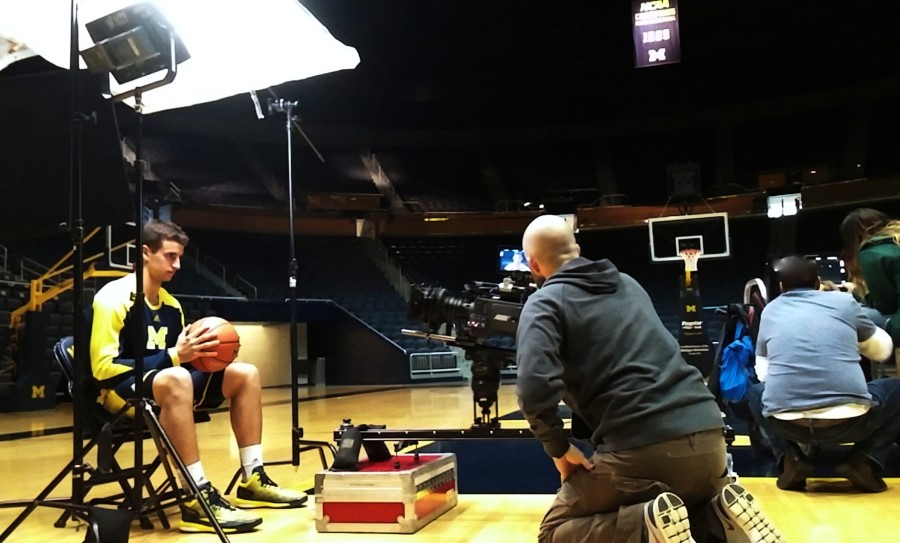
[498,248,530,273]
[806,254,847,285]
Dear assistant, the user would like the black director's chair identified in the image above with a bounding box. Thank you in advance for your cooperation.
[51,336,204,529]
[48,336,223,535]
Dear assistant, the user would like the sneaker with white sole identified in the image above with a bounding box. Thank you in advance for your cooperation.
[713,483,784,543]
[644,492,695,543]
[179,483,262,534]
[233,466,309,509]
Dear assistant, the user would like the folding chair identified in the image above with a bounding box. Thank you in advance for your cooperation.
[51,336,189,530]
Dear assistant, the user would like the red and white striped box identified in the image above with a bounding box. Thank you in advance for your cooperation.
[314,453,458,533]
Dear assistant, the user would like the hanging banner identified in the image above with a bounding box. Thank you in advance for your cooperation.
[632,0,682,68]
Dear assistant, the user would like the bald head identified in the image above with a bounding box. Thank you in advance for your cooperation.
[522,215,580,284]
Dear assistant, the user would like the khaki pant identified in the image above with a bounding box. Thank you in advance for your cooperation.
[538,429,728,543]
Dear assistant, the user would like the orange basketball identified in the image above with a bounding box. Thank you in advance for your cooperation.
[189,316,240,372]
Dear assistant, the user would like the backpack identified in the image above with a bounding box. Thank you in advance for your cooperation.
[708,302,770,453]
[708,303,759,407]
[719,320,755,402]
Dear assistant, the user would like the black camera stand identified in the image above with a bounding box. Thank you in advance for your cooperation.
[402,329,518,430]
[330,329,546,462]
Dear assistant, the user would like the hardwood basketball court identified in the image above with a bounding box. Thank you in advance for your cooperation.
[1,384,897,542]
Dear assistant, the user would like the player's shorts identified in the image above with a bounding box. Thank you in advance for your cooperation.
[99,366,226,416]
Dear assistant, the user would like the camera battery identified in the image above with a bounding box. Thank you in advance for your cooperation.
[315,453,458,533]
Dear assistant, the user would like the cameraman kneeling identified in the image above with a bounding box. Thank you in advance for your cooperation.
[515,215,783,543]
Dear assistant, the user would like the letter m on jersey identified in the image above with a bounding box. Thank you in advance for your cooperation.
[147,326,169,350]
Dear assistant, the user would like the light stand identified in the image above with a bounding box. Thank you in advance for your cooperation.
[69,0,88,519]
[221,100,336,496]
[268,98,304,468]
[0,3,91,538]
[279,98,334,468]
[93,11,229,541]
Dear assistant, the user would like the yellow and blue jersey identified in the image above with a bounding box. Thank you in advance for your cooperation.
[90,274,184,388]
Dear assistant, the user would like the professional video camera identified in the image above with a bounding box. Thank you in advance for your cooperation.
[404,277,535,429]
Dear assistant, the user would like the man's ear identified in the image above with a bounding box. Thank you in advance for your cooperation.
[529,258,541,276]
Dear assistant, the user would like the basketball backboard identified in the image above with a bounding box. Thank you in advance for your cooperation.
[647,212,730,263]
[107,223,137,270]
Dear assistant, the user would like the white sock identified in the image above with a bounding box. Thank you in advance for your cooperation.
[185,461,209,488]
[239,444,264,481]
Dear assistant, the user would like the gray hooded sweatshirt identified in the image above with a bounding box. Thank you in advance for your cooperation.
[516,257,722,458]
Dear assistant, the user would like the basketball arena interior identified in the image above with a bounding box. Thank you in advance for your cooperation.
[1,2,900,542]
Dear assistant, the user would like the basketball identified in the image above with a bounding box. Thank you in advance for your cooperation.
[189,316,240,372]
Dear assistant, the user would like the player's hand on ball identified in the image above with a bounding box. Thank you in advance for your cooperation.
[176,321,219,362]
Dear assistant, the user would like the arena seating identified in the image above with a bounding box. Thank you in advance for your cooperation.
[185,232,445,353]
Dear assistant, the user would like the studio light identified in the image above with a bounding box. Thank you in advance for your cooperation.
[81,3,188,81]
[0,0,360,112]
[78,2,189,102]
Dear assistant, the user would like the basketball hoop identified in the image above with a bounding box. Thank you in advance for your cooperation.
[680,248,702,289]
[679,248,703,273]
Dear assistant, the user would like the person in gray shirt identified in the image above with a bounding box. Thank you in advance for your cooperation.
[748,255,898,493]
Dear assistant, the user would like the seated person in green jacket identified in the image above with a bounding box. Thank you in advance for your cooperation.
[841,208,900,347]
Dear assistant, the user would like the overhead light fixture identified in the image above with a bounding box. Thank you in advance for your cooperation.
[767,193,802,219]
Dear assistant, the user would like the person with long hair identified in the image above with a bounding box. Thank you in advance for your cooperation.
[840,208,900,345]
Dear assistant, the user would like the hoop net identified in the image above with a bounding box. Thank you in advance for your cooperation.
[679,249,702,273]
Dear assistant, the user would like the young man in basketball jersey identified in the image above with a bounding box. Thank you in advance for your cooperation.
[515,215,783,543]
[90,219,307,534]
